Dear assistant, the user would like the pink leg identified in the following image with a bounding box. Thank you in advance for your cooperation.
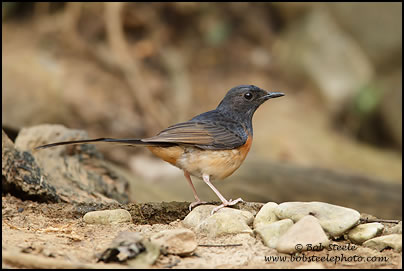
[184,171,207,210]
[202,174,244,214]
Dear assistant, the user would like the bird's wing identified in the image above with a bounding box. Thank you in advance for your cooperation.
[142,121,245,150]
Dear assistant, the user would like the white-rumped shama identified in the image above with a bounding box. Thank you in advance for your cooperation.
[36,85,284,214]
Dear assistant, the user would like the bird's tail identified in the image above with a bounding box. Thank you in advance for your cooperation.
[35,138,175,150]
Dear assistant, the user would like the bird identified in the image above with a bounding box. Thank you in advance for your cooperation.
[36,85,284,214]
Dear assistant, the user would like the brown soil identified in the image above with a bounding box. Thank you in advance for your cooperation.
[2,195,401,269]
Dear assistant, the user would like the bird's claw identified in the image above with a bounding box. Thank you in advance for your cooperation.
[189,200,208,211]
[211,198,244,215]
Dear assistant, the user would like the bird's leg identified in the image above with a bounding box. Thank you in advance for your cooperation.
[202,174,244,214]
[184,171,207,211]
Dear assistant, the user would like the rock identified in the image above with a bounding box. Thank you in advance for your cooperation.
[97,231,160,268]
[182,205,216,229]
[2,130,14,153]
[83,209,132,224]
[384,221,402,235]
[347,222,384,244]
[15,124,130,204]
[235,201,265,216]
[195,208,254,237]
[255,219,293,248]
[363,234,402,252]
[97,231,145,262]
[182,205,254,237]
[126,239,161,268]
[150,228,197,255]
[253,202,279,229]
[2,129,60,202]
[275,202,360,237]
[276,215,330,254]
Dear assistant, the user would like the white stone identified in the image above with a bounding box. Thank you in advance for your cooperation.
[276,202,360,237]
[83,209,132,224]
[384,221,402,235]
[182,205,216,228]
[150,228,197,256]
[348,222,384,244]
[253,202,279,229]
[255,219,293,248]
[363,234,402,252]
[182,205,253,237]
[276,215,330,254]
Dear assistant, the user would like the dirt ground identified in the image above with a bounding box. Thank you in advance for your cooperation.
[2,195,401,269]
[2,4,402,269]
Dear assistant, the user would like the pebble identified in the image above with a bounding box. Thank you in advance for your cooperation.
[151,228,197,256]
[182,205,216,228]
[276,215,330,254]
[363,234,402,252]
[255,219,293,248]
[97,231,160,268]
[384,221,402,235]
[347,222,384,244]
[275,202,360,237]
[97,231,144,262]
[182,205,253,237]
[83,209,132,224]
[253,202,279,229]
[126,239,160,268]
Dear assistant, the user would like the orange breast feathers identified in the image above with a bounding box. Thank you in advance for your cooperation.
[147,145,184,166]
[147,135,253,180]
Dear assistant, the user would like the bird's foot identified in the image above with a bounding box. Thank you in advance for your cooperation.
[211,198,244,215]
[189,200,208,211]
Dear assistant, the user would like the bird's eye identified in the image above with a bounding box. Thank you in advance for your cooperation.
[244,92,253,100]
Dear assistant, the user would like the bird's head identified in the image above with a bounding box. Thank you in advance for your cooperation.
[217,85,284,118]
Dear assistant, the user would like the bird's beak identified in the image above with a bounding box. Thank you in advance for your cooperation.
[262,91,285,100]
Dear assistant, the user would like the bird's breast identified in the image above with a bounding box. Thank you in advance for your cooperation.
[147,135,252,180]
[182,136,252,180]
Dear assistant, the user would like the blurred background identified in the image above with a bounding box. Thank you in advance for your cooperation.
[2,3,402,218]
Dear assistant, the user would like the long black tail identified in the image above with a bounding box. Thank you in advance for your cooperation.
[35,138,175,150]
